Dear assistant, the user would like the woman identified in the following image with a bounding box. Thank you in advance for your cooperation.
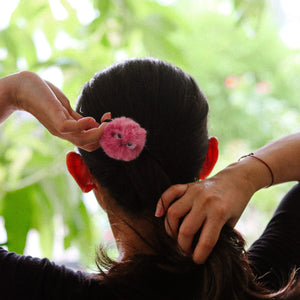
[0,58,298,299]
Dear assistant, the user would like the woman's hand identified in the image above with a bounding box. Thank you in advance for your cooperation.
[0,71,105,152]
[155,162,260,264]
[156,132,300,264]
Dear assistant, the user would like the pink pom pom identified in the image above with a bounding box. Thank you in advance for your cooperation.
[100,117,147,161]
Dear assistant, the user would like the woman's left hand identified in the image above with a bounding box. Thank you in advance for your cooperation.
[0,71,105,151]
[155,163,256,264]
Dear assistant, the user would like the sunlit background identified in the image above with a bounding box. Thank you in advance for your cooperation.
[0,0,299,270]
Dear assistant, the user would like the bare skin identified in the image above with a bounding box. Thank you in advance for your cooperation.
[2,71,299,265]
[156,132,300,264]
[0,71,152,261]
[0,71,106,152]
[93,182,156,260]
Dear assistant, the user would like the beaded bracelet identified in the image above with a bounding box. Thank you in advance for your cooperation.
[239,153,274,187]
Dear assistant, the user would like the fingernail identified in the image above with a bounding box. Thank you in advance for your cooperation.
[155,201,164,217]
[101,112,112,124]
[103,112,111,120]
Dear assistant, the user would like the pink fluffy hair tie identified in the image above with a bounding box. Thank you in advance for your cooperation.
[100,117,147,161]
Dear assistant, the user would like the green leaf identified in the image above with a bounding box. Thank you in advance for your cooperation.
[31,184,55,258]
[2,187,34,254]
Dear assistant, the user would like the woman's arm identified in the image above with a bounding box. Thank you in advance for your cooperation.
[0,73,18,122]
[155,132,300,263]
[253,132,300,185]
[0,71,106,151]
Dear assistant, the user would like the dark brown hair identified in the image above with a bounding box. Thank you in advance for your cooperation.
[76,58,297,299]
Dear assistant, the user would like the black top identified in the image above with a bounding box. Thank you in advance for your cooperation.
[248,183,300,290]
[0,248,114,299]
[1,184,300,299]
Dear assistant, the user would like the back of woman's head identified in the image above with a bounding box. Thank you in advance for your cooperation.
[75,58,297,299]
[76,57,209,215]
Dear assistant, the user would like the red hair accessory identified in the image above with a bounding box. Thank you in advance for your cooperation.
[100,117,147,161]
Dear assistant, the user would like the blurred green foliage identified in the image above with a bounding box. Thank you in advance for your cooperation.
[0,0,299,261]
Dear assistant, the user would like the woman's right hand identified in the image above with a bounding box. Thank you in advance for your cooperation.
[0,71,106,152]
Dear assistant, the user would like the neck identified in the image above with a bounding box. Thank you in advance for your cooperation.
[93,186,158,261]
[107,210,156,261]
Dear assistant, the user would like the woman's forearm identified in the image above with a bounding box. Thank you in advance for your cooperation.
[230,132,300,193]
[255,132,300,184]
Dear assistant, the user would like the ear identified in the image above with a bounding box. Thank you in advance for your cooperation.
[199,137,219,180]
[66,152,96,193]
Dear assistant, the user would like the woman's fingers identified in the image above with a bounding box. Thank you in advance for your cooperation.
[77,117,99,130]
[157,180,233,264]
[45,82,100,131]
[42,98,109,150]
[177,210,206,253]
[101,112,112,123]
[12,72,109,151]
[80,140,103,152]
[51,117,96,135]
[63,117,99,133]
[59,112,110,134]
[45,80,100,130]
[68,113,111,150]
[65,122,108,148]
[192,219,224,264]
[155,184,188,217]
[164,197,192,237]
[156,169,254,264]
[45,80,76,116]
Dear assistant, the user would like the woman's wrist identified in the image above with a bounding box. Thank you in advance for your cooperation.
[1,71,47,119]
[224,156,272,196]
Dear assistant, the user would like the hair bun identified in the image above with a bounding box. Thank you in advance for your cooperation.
[100,117,147,161]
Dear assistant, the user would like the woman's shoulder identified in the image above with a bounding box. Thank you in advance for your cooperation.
[0,247,112,299]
